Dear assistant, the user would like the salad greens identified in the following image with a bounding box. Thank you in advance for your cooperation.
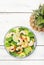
[4,27,36,58]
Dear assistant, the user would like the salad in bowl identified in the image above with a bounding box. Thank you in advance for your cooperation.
[4,26,36,58]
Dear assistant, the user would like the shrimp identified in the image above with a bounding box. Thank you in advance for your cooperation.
[7,46,16,52]
[6,32,15,38]
[16,46,23,54]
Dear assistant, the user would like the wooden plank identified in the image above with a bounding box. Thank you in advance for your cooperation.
[0,46,44,60]
[0,0,44,12]
[0,61,44,65]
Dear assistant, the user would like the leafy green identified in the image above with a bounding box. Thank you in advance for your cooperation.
[30,37,34,40]
[31,45,35,50]
[5,37,17,46]
[9,28,16,33]
[28,32,34,38]
[11,41,17,46]
[19,27,29,31]
[5,41,11,47]
[6,37,13,43]
[9,52,19,57]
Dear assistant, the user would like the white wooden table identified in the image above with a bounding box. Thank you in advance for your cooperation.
[0,0,44,65]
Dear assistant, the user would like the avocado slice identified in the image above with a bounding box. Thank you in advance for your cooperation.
[18,52,26,58]
[24,46,32,55]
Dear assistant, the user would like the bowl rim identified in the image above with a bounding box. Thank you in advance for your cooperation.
[4,26,37,59]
